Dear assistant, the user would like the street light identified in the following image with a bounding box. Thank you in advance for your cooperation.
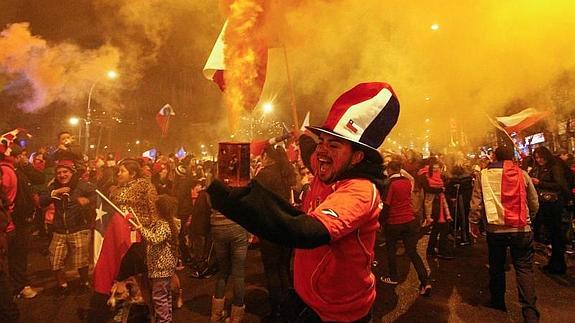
[430,23,440,31]
[68,117,86,148]
[263,102,273,114]
[86,70,118,155]
[69,117,80,126]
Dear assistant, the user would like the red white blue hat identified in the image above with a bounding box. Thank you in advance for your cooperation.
[307,82,400,162]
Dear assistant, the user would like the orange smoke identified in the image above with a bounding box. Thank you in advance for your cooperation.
[0,22,120,112]
[223,0,268,134]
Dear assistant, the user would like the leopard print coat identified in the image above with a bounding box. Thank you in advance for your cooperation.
[110,177,158,228]
[140,219,178,278]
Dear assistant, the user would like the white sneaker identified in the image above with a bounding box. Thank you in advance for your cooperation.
[20,286,38,299]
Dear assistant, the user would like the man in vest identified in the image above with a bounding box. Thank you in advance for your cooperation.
[208,82,399,322]
[470,145,540,323]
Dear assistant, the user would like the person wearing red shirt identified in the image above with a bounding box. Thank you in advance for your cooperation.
[379,161,431,295]
[208,82,400,322]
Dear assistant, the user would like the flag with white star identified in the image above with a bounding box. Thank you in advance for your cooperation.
[93,195,113,265]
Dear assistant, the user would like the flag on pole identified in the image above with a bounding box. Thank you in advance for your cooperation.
[1,128,31,146]
[203,20,227,91]
[495,108,549,134]
[175,147,186,159]
[92,195,138,295]
[142,148,157,161]
[202,20,268,99]
[156,104,175,138]
[93,195,114,266]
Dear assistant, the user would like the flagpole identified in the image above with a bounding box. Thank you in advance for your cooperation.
[95,189,138,227]
[282,45,299,130]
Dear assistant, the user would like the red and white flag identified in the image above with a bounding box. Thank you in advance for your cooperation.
[1,128,31,146]
[480,161,528,228]
[156,104,175,138]
[203,21,227,91]
[495,108,548,134]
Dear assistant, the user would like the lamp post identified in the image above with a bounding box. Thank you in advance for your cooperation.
[85,70,118,155]
[68,117,83,148]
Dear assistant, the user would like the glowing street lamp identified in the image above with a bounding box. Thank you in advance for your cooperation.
[430,23,440,31]
[69,117,80,126]
[263,102,273,114]
[107,70,118,80]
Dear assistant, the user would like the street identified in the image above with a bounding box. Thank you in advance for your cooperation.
[16,234,575,323]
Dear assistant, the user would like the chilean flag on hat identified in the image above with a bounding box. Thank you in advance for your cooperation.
[307,82,400,160]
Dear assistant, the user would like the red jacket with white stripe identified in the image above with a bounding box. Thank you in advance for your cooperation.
[295,177,381,322]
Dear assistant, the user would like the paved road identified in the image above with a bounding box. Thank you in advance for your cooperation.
[16,234,575,322]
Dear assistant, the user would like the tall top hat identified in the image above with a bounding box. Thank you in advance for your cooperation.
[307,82,400,163]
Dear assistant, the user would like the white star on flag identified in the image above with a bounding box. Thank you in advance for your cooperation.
[95,202,108,222]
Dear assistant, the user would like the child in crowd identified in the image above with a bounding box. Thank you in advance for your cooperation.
[133,194,180,323]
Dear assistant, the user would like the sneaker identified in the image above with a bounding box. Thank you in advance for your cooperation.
[380,277,399,285]
[19,286,38,299]
[419,283,432,296]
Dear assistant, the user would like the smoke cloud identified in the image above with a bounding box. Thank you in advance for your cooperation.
[0,22,120,112]
[264,0,575,148]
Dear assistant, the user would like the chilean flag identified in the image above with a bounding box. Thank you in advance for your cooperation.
[203,21,228,91]
[202,19,268,100]
[156,104,175,138]
[92,196,139,294]
[496,108,549,134]
[1,128,31,146]
[480,161,528,228]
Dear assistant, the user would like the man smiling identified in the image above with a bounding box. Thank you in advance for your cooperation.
[208,82,399,322]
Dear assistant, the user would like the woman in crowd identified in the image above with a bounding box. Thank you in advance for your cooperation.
[111,159,183,312]
[419,157,454,259]
[445,162,474,246]
[253,145,297,321]
[529,146,569,275]
[209,194,249,322]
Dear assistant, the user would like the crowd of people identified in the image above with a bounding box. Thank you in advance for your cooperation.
[0,84,574,323]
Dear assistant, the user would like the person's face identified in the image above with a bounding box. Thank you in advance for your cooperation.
[117,165,134,185]
[559,153,569,161]
[15,152,28,165]
[534,153,547,166]
[431,163,441,173]
[56,167,73,185]
[314,133,363,184]
[59,133,73,147]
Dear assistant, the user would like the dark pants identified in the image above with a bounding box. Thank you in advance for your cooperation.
[487,232,539,323]
[452,195,470,243]
[537,203,566,272]
[260,239,292,312]
[384,220,428,285]
[280,289,372,323]
[212,223,249,306]
[8,224,31,293]
[0,270,19,322]
[427,222,452,256]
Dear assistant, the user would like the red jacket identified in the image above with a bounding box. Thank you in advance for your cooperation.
[295,177,381,321]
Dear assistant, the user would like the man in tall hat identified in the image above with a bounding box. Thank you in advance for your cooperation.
[208,82,400,322]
